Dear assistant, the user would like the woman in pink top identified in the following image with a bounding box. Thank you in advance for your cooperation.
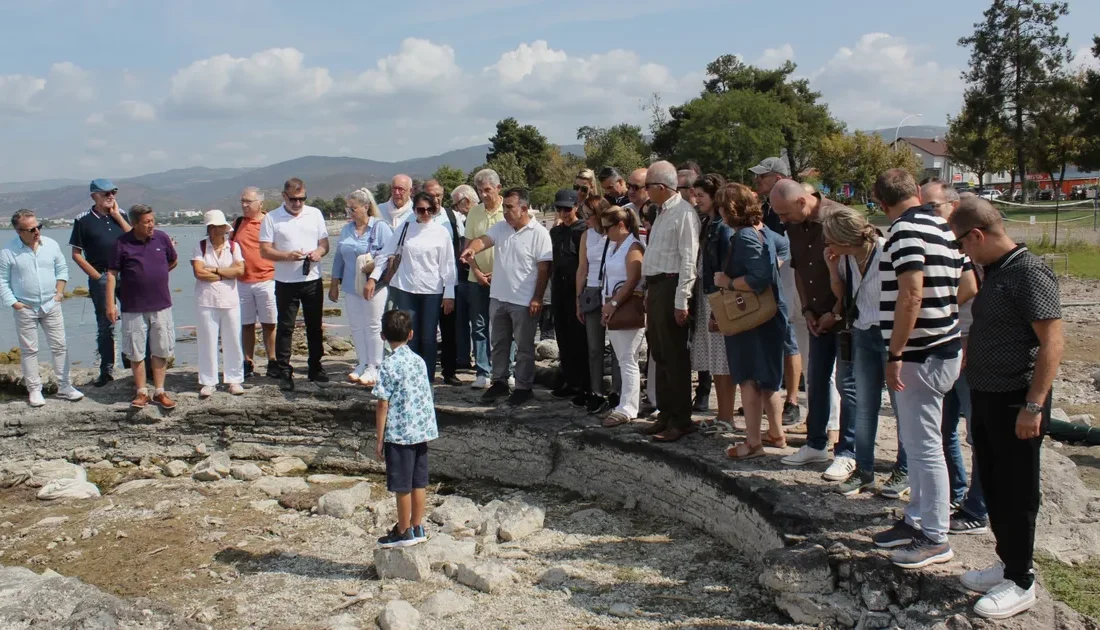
[192,210,246,397]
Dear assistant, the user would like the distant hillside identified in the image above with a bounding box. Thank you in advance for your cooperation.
[0,183,190,219]
[0,179,84,194]
[866,125,949,142]
[119,166,254,192]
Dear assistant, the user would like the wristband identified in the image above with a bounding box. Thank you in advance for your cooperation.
[887,353,903,363]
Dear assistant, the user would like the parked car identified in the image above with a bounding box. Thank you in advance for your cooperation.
[978,189,1002,201]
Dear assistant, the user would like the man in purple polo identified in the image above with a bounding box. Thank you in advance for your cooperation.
[105,204,178,410]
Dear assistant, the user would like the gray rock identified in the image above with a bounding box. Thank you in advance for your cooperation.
[317,482,373,518]
[230,462,263,481]
[271,456,307,476]
[420,533,476,568]
[322,612,363,630]
[609,602,636,618]
[110,479,159,495]
[775,591,858,628]
[759,543,836,595]
[857,610,896,629]
[418,590,472,618]
[191,452,231,481]
[428,496,480,528]
[307,473,363,484]
[373,547,431,582]
[860,582,891,612]
[1051,407,1071,423]
[87,460,114,470]
[70,446,103,462]
[35,516,70,527]
[253,476,309,497]
[456,562,519,593]
[377,600,419,630]
[535,339,559,360]
[250,499,279,512]
[161,460,189,477]
[493,500,545,542]
[27,459,85,487]
[538,566,582,588]
[1068,413,1095,427]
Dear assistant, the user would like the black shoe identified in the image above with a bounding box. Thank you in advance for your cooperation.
[243,360,254,379]
[571,392,590,408]
[586,394,606,414]
[507,389,534,406]
[692,393,711,412]
[639,402,658,418]
[93,373,113,388]
[606,392,620,409]
[735,406,744,416]
[782,401,802,426]
[308,371,329,383]
[481,381,510,403]
[442,375,463,387]
[121,356,131,369]
[949,510,990,535]
[552,385,580,399]
[377,526,417,549]
[279,374,295,391]
[266,361,283,379]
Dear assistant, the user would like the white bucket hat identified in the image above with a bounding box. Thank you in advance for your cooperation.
[204,209,231,229]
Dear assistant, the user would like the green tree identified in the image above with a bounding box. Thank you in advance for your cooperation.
[1030,74,1085,244]
[431,165,467,205]
[814,132,923,203]
[1076,36,1100,171]
[309,197,333,217]
[670,90,788,181]
[487,117,551,188]
[959,0,1071,201]
[467,152,528,191]
[531,146,586,209]
[701,56,844,179]
[946,95,1014,189]
[576,124,649,173]
[372,183,391,204]
[330,196,346,219]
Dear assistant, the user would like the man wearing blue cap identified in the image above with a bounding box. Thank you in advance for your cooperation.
[69,179,131,387]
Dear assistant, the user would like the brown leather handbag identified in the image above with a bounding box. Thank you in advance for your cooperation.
[379,223,410,286]
[707,227,777,336]
[606,283,646,330]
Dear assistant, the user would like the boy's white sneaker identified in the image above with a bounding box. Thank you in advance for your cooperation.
[28,390,45,407]
[782,445,831,466]
[56,385,84,401]
[974,580,1036,620]
[960,561,1005,593]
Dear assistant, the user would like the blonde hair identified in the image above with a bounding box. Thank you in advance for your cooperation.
[822,208,877,247]
[576,168,600,195]
[347,188,380,217]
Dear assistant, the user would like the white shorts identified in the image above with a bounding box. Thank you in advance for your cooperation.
[121,308,175,361]
[239,280,277,325]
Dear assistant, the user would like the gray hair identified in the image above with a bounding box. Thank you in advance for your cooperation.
[921,180,960,203]
[128,204,154,224]
[451,184,479,207]
[473,168,501,189]
[677,169,698,187]
[10,208,35,229]
[502,187,529,207]
[646,161,677,188]
[347,187,380,217]
[242,186,264,203]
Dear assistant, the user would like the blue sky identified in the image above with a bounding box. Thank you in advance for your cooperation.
[2,0,1098,182]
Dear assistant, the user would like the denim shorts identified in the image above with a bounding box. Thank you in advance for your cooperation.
[384,442,429,493]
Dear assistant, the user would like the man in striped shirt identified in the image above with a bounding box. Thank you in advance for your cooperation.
[871,169,977,569]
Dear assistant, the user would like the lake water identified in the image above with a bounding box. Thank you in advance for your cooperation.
[0,226,351,369]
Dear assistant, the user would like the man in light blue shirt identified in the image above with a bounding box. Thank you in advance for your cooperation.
[0,209,83,406]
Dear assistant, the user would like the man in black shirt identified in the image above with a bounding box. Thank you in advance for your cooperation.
[947,198,1063,620]
[598,167,630,207]
[548,189,590,400]
[69,179,132,387]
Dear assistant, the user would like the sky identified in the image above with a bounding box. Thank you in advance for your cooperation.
[2,0,1099,183]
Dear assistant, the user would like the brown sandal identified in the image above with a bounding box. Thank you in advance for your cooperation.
[762,431,787,448]
[602,412,631,428]
[726,442,766,459]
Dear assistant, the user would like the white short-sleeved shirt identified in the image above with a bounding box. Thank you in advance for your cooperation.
[192,239,244,309]
[485,219,553,307]
[258,205,329,283]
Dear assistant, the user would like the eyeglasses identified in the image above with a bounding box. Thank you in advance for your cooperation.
[676,186,691,192]
[644,183,666,190]
[951,226,987,248]
[240,198,260,205]
[573,185,589,193]
[392,186,409,193]
[415,206,433,213]
[626,184,643,192]
[18,225,41,233]
[285,195,307,203]
[96,190,117,197]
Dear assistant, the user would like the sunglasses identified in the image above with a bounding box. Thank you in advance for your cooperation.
[415,205,433,213]
[18,225,41,233]
[573,185,589,193]
[627,184,644,192]
[286,195,307,203]
[951,226,986,248]
[601,221,618,229]
[96,190,117,197]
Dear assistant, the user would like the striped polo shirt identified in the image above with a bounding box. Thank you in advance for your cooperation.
[879,205,969,360]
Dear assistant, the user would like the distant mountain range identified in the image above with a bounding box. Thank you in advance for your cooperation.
[0,128,947,219]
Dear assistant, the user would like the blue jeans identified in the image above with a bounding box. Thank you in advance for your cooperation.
[846,327,906,474]
[467,280,492,378]
[454,280,472,370]
[807,330,856,456]
[942,370,987,518]
[87,273,116,377]
[388,288,443,381]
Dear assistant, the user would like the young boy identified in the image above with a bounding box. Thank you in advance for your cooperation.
[373,309,438,548]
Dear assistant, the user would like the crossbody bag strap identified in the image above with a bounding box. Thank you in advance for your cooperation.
[597,237,611,283]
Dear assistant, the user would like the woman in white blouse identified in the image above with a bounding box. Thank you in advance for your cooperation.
[329,188,393,386]
[191,210,246,397]
[367,191,456,381]
[598,206,646,426]
[573,197,619,414]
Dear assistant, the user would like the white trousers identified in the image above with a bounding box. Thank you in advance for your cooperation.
[785,264,840,431]
[609,328,646,419]
[197,306,244,386]
[345,287,388,375]
[15,304,70,392]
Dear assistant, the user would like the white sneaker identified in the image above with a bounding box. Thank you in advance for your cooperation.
[508,376,516,389]
[781,445,831,466]
[56,385,84,402]
[28,390,45,407]
[974,579,1036,620]
[471,376,490,389]
[360,366,379,387]
[822,455,856,481]
[961,561,1006,593]
[228,383,245,396]
[199,385,216,398]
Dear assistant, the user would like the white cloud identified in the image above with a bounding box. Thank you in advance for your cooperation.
[120,100,157,122]
[809,33,962,130]
[167,48,333,118]
[342,38,461,97]
[147,149,169,161]
[1071,45,1100,72]
[45,62,94,102]
[0,62,92,115]
[754,44,795,70]
[85,112,107,126]
[0,74,46,114]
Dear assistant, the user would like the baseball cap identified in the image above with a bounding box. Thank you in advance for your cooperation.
[748,157,790,177]
[89,178,118,193]
[554,189,579,209]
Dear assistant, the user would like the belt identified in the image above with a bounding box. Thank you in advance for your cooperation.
[645,273,678,284]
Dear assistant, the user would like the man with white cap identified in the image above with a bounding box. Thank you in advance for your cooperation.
[192,210,246,397]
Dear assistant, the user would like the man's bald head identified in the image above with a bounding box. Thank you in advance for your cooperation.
[770,179,814,224]
[628,167,648,207]
[391,174,412,207]
[948,197,1005,236]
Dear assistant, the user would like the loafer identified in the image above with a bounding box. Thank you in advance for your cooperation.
[130,391,151,409]
[442,375,463,387]
[153,392,176,409]
[94,373,114,388]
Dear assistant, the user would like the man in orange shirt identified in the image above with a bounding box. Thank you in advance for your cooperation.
[234,187,277,377]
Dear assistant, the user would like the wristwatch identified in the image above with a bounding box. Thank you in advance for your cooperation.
[1024,402,1042,414]
[887,353,903,363]
[610,300,619,308]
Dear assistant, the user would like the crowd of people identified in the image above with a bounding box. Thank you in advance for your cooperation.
[0,158,1063,620]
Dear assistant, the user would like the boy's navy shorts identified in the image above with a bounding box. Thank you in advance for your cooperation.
[384,442,428,493]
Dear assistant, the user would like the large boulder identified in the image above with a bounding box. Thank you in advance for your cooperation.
[191,453,231,481]
[253,476,309,497]
[428,496,480,528]
[230,462,263,481]
[479,499,545,542]
[27,460,85,488]
[317,482,373,519]
[455,562,519,594]
[418,590,472,618]
[420,534,476,568]
[373,548,430,582]
[161,460,189,478]
[535,339,559,360]
[271,456,308,476]
[36,478,100,500]
[377,600,419,630]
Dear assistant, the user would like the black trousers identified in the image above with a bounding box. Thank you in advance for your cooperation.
[551,274,589,391]
[645,274,692,429]
[971,387,1050,589]
[274,279,324,376]
[439,303,456,378]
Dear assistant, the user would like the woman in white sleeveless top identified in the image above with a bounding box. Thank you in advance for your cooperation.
[573,197,620,413]
[191,210,246,398]
[598,206,646,426]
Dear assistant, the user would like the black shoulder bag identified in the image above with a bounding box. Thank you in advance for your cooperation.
[579,238,610,314]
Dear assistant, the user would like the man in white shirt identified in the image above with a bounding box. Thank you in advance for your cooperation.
[379,174,414,227]
[420,179,469,385]
[259,178,330,390]
[460,188,552,407]
[640,161,700,442]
